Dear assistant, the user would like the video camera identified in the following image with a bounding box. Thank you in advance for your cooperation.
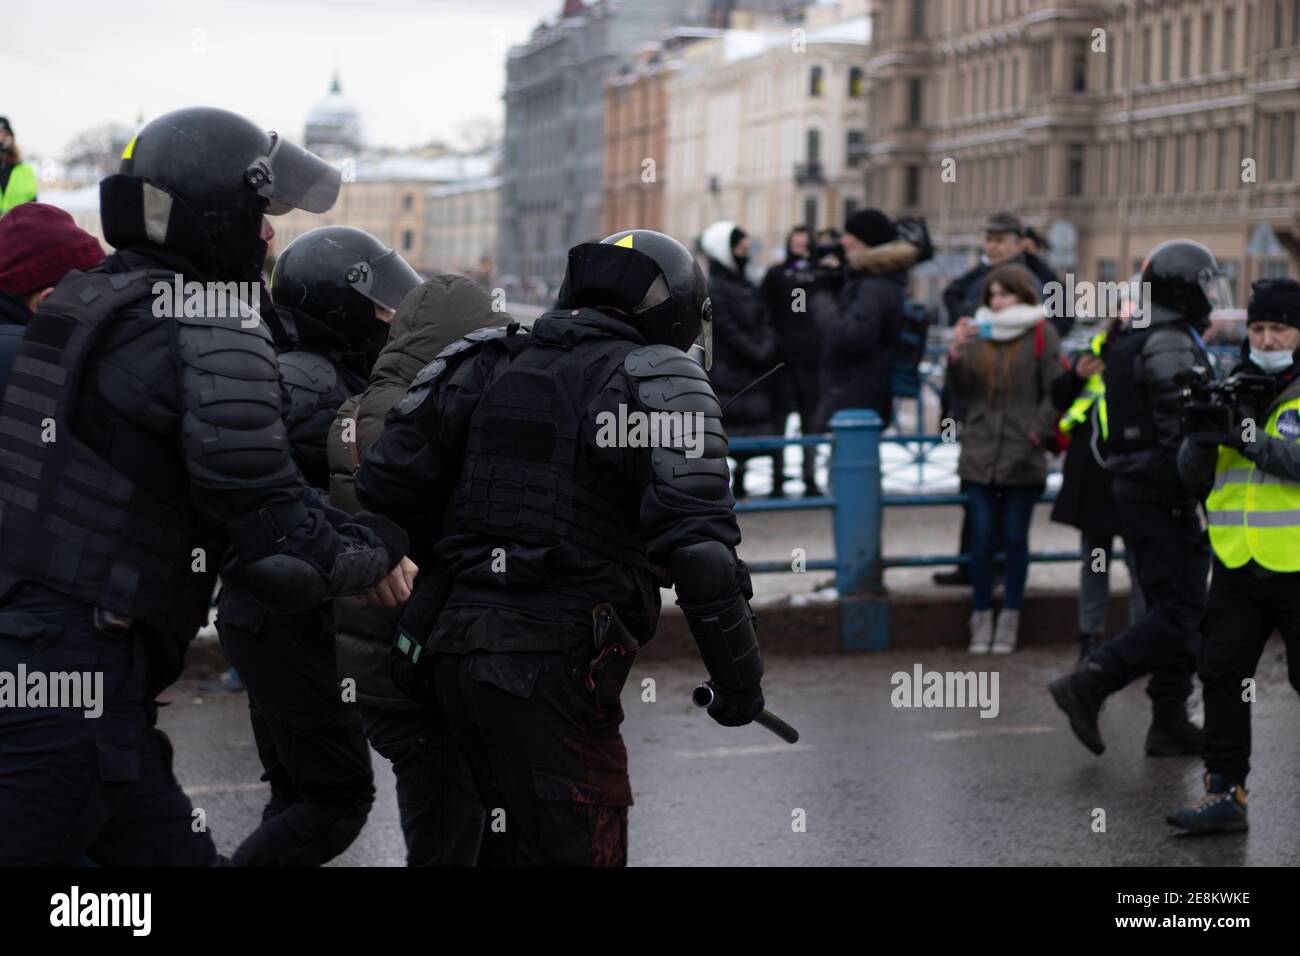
[1176,365,1275,445]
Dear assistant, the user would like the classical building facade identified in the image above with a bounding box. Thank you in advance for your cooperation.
[424,173,501,281]
[662,12,871,266]
[864,0,1300,309]
[499,0,795,295]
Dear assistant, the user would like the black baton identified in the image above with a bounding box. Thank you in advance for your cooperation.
[691,683,800,744]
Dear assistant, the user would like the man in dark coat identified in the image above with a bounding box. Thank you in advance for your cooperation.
[761,225,827,496]
[700,219,780,497]
[816,208,919,431]
[942,212,1065,335]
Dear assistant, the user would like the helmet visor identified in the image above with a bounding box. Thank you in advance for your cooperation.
[1200,268,1235,319]
[348,247,421,312]
[253,132,341,215]
[689,298,713,370]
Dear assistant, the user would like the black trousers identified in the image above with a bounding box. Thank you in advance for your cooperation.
[358,703,488,866]
[433,645,633,867]
[1094,492,1209,711]
[0,583,216,865]
[1199,560,1300,785]
[218,592,374,866]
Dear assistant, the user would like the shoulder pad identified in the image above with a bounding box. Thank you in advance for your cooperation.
[278,350,340,426]
[625,347,723,421]
[278,350,339,396]
[623,345,711,382]
[396,325,524,417]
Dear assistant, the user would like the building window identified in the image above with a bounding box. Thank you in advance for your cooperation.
[1032,40,1053,92]
[846,130,866,167]
[911,0,926,38]
[1202,12,1214,72]
[1154,137,1166,192]
[985,64,993,112]
[1174,135,1185,192]
[1277,0,1286,49]
[1071,38,1088,91]
[908,77,924,125]
[1224,10,1236,69]
[1098,258,1118,282]
[904,164,921,207]
[998,61,1006,108]
[1294,0,1300,44]
[1067,143,1085,196]
[849,67,864,98]
[1011,57,1019,106]
[803,196,819,232]
[1160,20,1172,82]
[1142,26,1153,84]
[810,66,825,97]
[403,230,413,251]
[807,128,822,163]
[403,193,414,211]
[843,197,860,225]
[1106,40,1115,91]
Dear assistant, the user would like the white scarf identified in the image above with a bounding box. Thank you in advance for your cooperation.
[973,303,1044,342]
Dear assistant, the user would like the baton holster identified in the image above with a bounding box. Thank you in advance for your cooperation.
[587,604,640,712]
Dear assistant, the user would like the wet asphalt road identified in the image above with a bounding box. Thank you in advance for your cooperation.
[163,644,1300,866]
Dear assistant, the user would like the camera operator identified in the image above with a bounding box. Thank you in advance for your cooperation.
[1048,240,1231,758]
[1167,278,1300,833]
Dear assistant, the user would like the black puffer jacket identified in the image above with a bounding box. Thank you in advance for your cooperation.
[707,259,779,435]
[816,240,918,430]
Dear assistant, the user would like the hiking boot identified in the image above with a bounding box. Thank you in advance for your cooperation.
[1167,774,1248,834]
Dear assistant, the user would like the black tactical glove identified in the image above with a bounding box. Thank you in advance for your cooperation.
[704,681,766,727]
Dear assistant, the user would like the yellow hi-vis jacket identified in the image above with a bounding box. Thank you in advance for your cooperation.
[1206,379,1300,572]
[0,162,38,216]
[1059,332,1107,435]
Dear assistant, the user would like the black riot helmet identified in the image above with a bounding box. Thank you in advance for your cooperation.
[1139,239,1233,327]
[557,229,713,368]
[100,107,340,282]
[271,226,421,351]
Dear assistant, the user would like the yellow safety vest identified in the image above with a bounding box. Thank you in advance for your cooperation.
[1206,384,1300,572]
[1060,332,1107,435]
[0,162,38,216]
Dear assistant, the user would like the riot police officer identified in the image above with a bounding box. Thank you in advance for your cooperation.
[0,107,413,866]
[271,226,421,487]
[356,229,767,866]
[214,226,422,866]
[1049,240,1232,756]
[1168,277,1300,833]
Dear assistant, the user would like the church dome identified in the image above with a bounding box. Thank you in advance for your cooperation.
[305,73,362,157]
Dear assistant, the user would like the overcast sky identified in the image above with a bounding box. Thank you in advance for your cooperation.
[5,0,564,158]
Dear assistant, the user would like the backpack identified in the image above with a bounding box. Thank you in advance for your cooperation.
[1030,321,1073,454]
[890,299,933,399]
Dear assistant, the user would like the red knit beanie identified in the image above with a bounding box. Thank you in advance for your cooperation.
[0,202,106,297]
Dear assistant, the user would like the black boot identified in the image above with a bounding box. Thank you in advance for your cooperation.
[1146,703,1204,757]
[1048,662,1115,755]
[1077,632,1101,663]
[932,567,972,586]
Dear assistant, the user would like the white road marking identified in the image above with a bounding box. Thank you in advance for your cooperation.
[184,782,269,796]
[674,743,811,759]
[925,725,1057,741]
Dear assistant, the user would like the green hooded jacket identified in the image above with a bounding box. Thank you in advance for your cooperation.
[328,274,509,709]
